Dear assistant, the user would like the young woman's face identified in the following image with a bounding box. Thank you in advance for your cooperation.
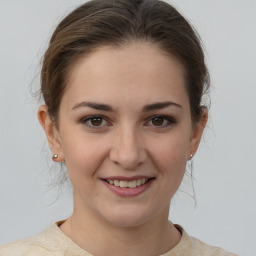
[46,42,205,227]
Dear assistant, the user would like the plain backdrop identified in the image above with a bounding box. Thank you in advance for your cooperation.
[0,1,255,255]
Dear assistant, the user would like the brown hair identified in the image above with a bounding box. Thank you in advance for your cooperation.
[41,0,210,125]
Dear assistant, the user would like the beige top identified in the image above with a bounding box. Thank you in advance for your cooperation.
[0,221,238,256]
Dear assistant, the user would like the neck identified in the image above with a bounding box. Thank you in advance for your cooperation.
[60,195,181,256]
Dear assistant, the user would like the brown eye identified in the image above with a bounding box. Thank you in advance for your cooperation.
[81,115,109,128]
[152,117,164,126]
[145,115,175,128]
[90,117,103,126]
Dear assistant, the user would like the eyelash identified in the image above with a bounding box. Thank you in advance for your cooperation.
[79,115,176,129]
[80,115,111,129]
[145,115,176,128]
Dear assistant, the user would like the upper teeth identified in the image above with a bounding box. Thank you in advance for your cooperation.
[107,178,149,188]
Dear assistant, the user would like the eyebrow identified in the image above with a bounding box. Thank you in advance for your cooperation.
[72,101,182,112]
[72,101,114,111]
[142,101,182,112]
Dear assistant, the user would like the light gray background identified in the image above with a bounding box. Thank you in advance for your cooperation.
[0,1,255,255]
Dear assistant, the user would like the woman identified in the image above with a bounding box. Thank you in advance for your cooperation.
[0,0,238,255]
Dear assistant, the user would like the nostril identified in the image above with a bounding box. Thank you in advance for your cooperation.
[109,134,147,169]
[109,152,146,170]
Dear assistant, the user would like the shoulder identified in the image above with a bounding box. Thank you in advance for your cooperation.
[0,221,91,256]
[0,238,53,256]
[172,224,238,256]
[0,224,63,256]
[187,232,238,256]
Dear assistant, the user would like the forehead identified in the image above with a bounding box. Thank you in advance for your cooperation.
[62,42,189,111]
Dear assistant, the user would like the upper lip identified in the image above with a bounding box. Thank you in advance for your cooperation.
[101,176,155,181]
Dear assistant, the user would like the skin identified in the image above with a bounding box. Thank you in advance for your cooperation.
[38,42,208,256]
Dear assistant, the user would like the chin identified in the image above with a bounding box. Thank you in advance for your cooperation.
[98,205,158,228]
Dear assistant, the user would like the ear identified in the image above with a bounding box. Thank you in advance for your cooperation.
[188,107,208,160]
[37,105,65,162]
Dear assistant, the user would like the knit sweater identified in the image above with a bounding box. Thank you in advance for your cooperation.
[0,221,238,256]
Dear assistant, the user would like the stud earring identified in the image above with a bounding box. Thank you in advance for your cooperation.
[52,154,58,161]
[190,154,193,160]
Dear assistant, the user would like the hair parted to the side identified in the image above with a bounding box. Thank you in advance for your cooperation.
[41,0,210,127]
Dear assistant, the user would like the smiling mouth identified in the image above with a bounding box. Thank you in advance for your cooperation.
[103,178,155,188]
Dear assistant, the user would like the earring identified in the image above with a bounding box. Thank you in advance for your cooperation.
[52,154,58,161]
[190,154,193,160]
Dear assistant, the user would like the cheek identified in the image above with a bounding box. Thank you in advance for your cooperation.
[60,131,109,179]
[148,131,190,176]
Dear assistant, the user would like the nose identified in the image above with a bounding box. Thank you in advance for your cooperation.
[109,126,147,170]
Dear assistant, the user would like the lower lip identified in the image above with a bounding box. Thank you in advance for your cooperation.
[102,179,154,197]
